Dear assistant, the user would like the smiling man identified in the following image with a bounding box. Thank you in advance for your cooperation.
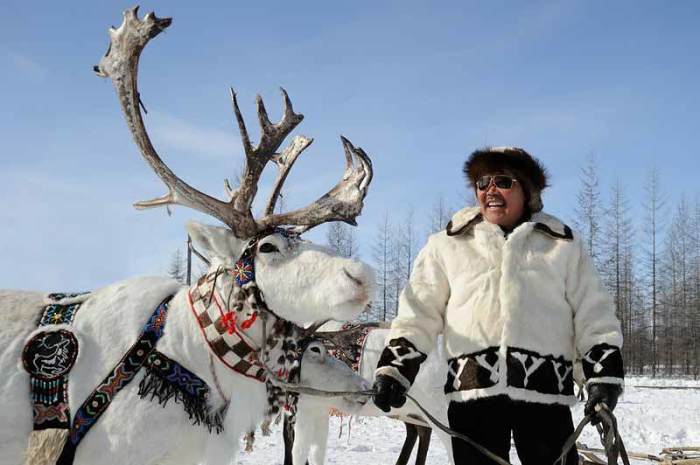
[372,147,625,465]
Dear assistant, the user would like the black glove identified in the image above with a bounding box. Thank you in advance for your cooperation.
[585,383,622,425]
[372,374,407,413]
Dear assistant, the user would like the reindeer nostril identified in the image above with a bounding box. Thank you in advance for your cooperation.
[343,268,363,286]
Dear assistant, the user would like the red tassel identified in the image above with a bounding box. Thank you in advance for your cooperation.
[240,312,258,330]
[221,312,236,335]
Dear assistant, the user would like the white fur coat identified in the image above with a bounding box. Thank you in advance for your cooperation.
[377,207,623,406]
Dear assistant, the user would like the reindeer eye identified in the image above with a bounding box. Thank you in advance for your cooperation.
[309,346,322,354]
[259,243,279,254]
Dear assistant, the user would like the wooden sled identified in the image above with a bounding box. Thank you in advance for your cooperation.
[578,444,700,464]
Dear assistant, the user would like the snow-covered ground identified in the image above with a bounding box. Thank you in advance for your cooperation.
[237,376,700,464]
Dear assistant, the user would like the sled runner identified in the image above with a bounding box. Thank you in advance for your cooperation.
[578,444,700,464]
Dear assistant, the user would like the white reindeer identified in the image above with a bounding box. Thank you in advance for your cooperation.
[291,325,455,465]
[0,8,376,465]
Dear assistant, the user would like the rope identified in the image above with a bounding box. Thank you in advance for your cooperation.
[554,403,630,465]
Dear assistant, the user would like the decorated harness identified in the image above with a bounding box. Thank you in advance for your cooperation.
[22,228,318,464]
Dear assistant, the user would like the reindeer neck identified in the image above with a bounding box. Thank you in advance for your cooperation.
[184,271,278,384]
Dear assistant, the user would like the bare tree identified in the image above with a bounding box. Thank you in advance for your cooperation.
[168,248,186,284]
[573,153,603,270]
[691,197,700,378]
[400,208,418,282]
[326,222,359,259]
[601,179,636,369]
[641,166,665,376]
[372,212,393,321]
[388,227,404,320]
[430,194,452,234]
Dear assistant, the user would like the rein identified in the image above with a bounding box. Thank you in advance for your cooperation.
[276,380,629,465]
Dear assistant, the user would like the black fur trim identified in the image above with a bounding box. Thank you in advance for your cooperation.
[377,337,427,386]
[534,223,574,240]
[138,362,225,434]
[506,347,574,396]
[445,346,576,396]
[582,343,624,381]
[445,346,500,393]
[446,213,483,236]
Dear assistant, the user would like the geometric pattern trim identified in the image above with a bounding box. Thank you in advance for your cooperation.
[445,346,501,393]
[444,346,575,396]
[325,322,376,372]
[506,347,574,396]
[56,296,173,465]
[581,343,624,381]
[376,337,427,387]
[187,273,266,382]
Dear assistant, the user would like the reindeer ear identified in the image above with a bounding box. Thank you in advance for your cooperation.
[186,221,244,260]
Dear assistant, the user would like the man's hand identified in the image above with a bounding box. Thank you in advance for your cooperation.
[585,383,622,425]
[372,374,407,413]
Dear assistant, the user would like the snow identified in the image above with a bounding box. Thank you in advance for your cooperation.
[236,376,700,464]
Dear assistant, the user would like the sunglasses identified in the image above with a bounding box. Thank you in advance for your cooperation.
[476,175,518,190]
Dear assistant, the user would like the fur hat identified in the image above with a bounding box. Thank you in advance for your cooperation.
[463,146,549,212]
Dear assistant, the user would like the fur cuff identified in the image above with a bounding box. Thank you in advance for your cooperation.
[376,338,427,387]
[582,343,624,381]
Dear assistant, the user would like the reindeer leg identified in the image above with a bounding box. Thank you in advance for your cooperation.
[283,415,296,465]
[293,405,326,465]
[395,422,419,465]
[414,426,432,465]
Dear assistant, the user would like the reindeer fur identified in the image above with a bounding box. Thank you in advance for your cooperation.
[0,223,374,465]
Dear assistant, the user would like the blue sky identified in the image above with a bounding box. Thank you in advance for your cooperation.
[1,1,698,290]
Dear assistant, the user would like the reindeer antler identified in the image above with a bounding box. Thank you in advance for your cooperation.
[95,7,373,238]
[259,137,373,233]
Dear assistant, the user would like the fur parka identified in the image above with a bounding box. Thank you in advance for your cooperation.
[376,206,624,406]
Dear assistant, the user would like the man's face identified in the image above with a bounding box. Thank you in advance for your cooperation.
[476,172,526,229]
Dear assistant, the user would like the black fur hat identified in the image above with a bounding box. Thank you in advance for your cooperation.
[463,146,549,212]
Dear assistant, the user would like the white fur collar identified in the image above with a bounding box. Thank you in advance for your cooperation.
[446,207,572,240]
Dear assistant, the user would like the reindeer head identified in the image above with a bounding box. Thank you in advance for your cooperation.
[186,222,373,323]
[297,340,371,414]
[95,8,375,324]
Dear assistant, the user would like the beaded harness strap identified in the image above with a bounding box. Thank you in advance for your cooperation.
[23,293,88,435]
[54,297,169,463]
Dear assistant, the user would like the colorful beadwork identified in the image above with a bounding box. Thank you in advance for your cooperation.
[24,297,86,433]
[39,304,81,326]
[231,256,255,286]
[67,298,171,447]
